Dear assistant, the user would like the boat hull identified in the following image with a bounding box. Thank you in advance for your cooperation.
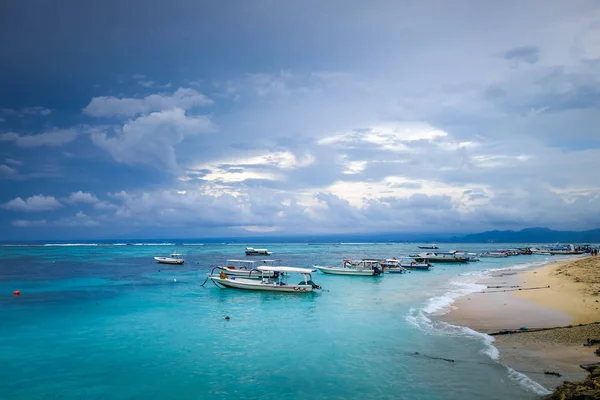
[315,266,378,276]
[154,257,184,265]
[209,277,314,292]
[412,257,467,263]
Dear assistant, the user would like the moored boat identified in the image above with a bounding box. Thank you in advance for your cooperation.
[479,252,508,258]
[382,258,432,271]
[209,266,321,292]
[154,253,185,265]
[417,244,439,249]
[410,252,469,263]
[245,247,273,256]
[314,259,383,276]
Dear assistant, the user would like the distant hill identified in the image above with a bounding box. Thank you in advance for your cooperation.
[456,228,600,243]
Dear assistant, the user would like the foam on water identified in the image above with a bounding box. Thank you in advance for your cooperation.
[406,257,568,396]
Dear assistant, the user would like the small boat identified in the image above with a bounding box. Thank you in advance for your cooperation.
[479,252,508,258]
[154,253,184,265]
[382,258,432,271]
[418,244,439,249]
[212,259,278,278]
[548,244,585,255]
[315,259,383,276]
[410,252,469,263]
[517,247,533,255]
[209,266,322,292]
[245,247,273,256]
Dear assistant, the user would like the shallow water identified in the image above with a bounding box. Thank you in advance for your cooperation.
[0,242,576,399]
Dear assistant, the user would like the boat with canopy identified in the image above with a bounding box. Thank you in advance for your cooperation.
[314,259,383,276]
[209,266,322,292]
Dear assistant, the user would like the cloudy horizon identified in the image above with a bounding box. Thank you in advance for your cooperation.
[1,1,599,240]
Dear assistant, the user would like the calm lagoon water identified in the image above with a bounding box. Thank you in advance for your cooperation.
[0,242,571,399]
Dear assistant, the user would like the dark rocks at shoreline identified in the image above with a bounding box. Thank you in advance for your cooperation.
[544,362,600,399]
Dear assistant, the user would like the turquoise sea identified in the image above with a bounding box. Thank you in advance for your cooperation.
[0,242,579,399]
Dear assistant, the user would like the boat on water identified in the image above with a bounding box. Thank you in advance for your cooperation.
[517,247,533,255]
[209,266,322,292]
[410,251,470,263]
[479,252,508,258]
[452,251,480,261]
[417,244,438,250]
[245,247,273,256]
[154,253,185,265]
[213,259,278,278]
[381,258,432,271]
[314,259,383,276]
[548,244,585,255]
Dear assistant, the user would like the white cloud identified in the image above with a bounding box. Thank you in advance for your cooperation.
[91,108,213,171]
[55,211,100,227]
[1,106,52,117]
[12,219,47,227]
[67,191,117,210]
[82,88,213,117]
[185,151,315,183]
[2,195,62,212]
[0,129,76,147]
[5,158,23,166]
[0,164,17,177]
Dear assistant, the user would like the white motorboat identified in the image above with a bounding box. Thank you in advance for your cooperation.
[382,258,432,271]
[212,259,278,278]
[245,247,273,256]
[417,244,439,249]
[549,244,584,255]
[314,259,383,276]
[410,252,469,263]
[209,266,321,292]
[154,253,184,265]
[479,252,508,258]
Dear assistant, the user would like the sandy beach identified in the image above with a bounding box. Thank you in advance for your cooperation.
[442,255,600,388]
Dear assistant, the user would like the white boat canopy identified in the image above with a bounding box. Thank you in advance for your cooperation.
[170,253,183,256]
[257,266,317,274]
[226,259,256,264]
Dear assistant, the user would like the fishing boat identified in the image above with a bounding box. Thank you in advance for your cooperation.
[380,259,407,273]
[417,244,439,250]
[209,266,322,292]
[517,247,533,255]
[245,247,273,256]
[153,253,185,265]
[410,251,469,263]
[549,244,585,255]
[212,260,278,278]
[381,258,432,272]
[479,252,508,258]
[452,251,480,261]
[314,259,383,276]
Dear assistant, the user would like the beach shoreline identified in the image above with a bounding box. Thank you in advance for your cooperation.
[440,255,600,389]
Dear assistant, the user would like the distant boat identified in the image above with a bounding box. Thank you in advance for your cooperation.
[548,244,584,255]
[314,259,383,276]
[154,253,184,265]
[209,266,322,292]
[381,258,432,272]
[245,247,272,256]
[479,252,508,258]
[418,244,439,249]
[410,251,469,263]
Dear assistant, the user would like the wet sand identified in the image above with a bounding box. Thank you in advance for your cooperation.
[441,255,600,388]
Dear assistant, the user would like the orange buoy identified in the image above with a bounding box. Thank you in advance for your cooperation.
[13,290,20,296]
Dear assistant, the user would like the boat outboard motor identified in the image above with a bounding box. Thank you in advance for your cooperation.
[373,266,383,276]
[305,280,322,290]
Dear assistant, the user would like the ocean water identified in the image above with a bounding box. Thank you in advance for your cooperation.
[0,242,577,399]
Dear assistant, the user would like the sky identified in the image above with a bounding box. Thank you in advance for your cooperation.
[1,0,600,240]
